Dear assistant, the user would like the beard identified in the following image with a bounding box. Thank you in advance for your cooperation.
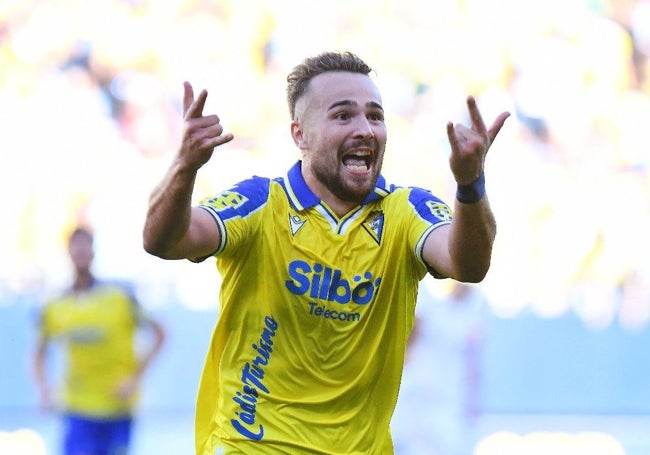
[312,161,380,204]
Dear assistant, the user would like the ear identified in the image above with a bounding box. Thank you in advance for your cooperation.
[291,120,308,149]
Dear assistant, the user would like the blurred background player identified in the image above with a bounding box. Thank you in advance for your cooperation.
[392,281,487,455]
[32,226,166,455]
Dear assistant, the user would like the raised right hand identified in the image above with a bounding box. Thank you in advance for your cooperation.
[180,81,234,171]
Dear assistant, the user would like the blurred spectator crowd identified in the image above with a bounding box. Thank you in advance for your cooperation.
[1,0,650,330]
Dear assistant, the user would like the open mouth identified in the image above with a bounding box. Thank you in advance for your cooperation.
[342,150,371,172]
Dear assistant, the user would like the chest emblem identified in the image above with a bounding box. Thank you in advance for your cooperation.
[362,210,384,245]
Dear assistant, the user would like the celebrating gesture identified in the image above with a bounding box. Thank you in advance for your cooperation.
[143,51,509,455]
[447,95,510,185]
[179,82,233,171]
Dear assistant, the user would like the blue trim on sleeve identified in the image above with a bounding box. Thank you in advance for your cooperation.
[408,187,453,224]
[199,176,272,221]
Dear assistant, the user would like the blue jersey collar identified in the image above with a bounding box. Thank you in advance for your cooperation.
[285,160,387,211]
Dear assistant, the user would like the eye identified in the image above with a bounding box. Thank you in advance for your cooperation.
[334,112,350,121]
[368,112,384,122]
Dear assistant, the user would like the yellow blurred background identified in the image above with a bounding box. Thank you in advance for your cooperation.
[2,0,650,453]
[2,0,649,323]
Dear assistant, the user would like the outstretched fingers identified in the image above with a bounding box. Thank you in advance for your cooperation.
[487,111,511,144]
[208,127,234,148]
[183,81,210,121]
[466,96,510,145]
[180,82,234,162]
[185,114,233,151]
[446,97,510,184]
[182,81,194,117]
[446,121,463,151]
[466,96,487,137]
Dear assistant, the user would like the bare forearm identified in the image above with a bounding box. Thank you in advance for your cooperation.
[33,349,48,387]
[144,82,233,259]
[448,196,496,282]
[136,321,165,378]
[143,160,197,258]
[33,342,53,408]
[443,96,507,282]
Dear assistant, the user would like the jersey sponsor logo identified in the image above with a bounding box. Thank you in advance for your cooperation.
[285,260,381,305]
[68,327,106,344]
[202,191,249,212]
[308,302,361,322]
[362,210,384,245]
[426,201,452,221]
[288,214,306,236]
[230,316,278,441]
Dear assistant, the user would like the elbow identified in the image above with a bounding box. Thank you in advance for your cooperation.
[143,234,191,261]
[143,245,174,260]
[456,260,491,284]
[459,271,488,284]
[142,234,159,257]
[142,234,173,260]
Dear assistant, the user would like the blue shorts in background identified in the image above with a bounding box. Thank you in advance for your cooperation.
[64,413,132,455]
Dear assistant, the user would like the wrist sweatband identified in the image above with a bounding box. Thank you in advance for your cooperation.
[456,172,486,204]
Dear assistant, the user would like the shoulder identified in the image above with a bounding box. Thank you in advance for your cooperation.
[92,279,139,304]
[199,175,272,218]
[94,280,147,322]
[404,185,444,203]
[205,175,271,202]
[41,285,74,310]
[383,185,453,224]
[382,184,447,207]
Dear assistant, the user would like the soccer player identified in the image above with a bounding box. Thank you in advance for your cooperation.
[34,226,166,455]
[143,51,509,454]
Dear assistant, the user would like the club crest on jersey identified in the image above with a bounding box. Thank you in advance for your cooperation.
[288,214,306,236]
[202,191,249,212]
[426,201,452,222]
[362,210,384,245]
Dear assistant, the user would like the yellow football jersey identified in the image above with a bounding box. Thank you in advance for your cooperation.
[40,282,140,417]
[196,161,452,454]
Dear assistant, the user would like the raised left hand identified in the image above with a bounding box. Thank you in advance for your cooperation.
[446,96,510,185]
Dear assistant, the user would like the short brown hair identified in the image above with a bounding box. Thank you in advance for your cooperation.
[286,51,373,119]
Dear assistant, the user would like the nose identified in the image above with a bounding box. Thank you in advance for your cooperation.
[353,116,375,139]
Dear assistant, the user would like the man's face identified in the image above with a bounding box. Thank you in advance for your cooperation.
[292,71,387,206]
[68,235,94,274]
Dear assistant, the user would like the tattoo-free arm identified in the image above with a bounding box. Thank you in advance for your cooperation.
[142,82,233,260]
[422,97,508,282]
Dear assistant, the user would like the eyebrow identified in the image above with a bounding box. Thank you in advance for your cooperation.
[327,100,384,111]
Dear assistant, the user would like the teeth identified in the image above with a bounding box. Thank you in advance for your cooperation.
[343,149,371,172]
[345,163,368,172]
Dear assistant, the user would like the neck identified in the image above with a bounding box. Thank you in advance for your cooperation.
[302,170,360,218]
[73,271,94,291]
[323,199,358,219]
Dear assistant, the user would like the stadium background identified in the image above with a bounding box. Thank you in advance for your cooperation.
[2,0,650,453]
